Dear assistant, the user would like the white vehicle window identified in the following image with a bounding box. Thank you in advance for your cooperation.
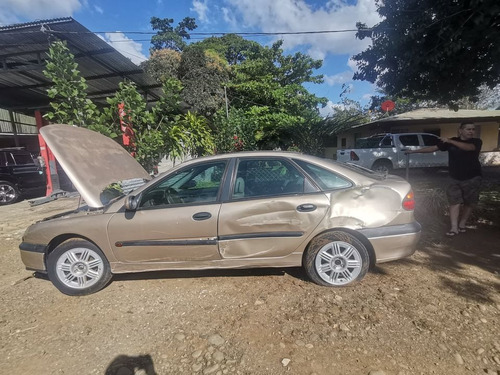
[399,135,419,146]
[422,134,440,146]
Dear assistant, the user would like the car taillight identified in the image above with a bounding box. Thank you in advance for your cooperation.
[402,190,415,211]
[350,151,359,161]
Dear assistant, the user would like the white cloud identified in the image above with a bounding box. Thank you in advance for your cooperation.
[319,100,345,117]
[0,0,82,25]
[104,32,147,65]
[324,70,353,86]
[191,0,209,23]
[223,0,381,57]
[221,7,237,28]
[94,5,103,15]
[323,56,359,87]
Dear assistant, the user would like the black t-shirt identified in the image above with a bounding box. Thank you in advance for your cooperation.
[437,137,482,180]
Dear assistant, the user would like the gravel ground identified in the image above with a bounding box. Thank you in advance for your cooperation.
[1,168,499,375]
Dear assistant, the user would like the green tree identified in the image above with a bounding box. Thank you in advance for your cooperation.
[291,99,369,156]
[225,40,327,149]
[153,78,215,162]
[321,99,370,135]
[353,0,500,108]
[43,40,99,126]
[180,112,215,157]
[150,17,197,51]
[141,49,181,83]
[195,34,263,65]
[178,46,231,118]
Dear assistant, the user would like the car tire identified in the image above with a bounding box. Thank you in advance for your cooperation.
[47,239,112,296]
[0,180,19,205]
[372,159,392,174]
[303,230,369,287]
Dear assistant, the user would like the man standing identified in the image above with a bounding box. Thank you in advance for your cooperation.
[406,123,482,237]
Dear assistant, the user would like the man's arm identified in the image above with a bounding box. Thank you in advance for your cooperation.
[440,138,476,151]
[405,145,439,154]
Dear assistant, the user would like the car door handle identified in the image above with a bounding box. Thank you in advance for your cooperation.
[297,204,317,212]
[192,212,212,221]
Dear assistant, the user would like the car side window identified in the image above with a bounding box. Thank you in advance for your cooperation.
[233,158,304,199]
[422,134,439,146]
[380,136,393,147]
[294,160,352,190]
[139,161,226,208]
[12,152,34,165]
[399,135,419,146]
[2,152,15,166]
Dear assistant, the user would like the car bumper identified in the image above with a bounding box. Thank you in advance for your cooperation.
[358,222,421,263]
[19,242,47,272]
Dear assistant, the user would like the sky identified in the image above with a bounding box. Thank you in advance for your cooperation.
[0,0,383,116]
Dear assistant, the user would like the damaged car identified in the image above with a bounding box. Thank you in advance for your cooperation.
[19,124,421,295]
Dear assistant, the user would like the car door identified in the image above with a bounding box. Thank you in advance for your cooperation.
[218,157,331,259]
[420,134,449,167]
[5,151,45,190]
[107,160,228,263]
[397,134,421,167]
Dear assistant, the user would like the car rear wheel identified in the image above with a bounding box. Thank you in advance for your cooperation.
[47,239,112,296]
[372,159,392,174]
[0,181,19,205]
[303,231,369,287]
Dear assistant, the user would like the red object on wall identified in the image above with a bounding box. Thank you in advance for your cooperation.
[35,110,59,196]
[381,100,395,112]
[118,102,136,155]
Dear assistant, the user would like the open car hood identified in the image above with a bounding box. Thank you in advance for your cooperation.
[40,124,151,208]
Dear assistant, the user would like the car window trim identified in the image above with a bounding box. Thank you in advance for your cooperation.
[291,158,354,192]
[135,159,230,211]
[226,156,319,202]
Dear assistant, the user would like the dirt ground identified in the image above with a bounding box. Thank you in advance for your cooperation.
[1,168,499,375]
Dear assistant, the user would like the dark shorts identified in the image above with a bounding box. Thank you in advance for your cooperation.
[446,176,482,205]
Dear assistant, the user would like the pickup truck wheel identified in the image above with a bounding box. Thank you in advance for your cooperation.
[303,231,369,287]
[0,181,19,205]
[372,160,392,173]
[47,239,112,296]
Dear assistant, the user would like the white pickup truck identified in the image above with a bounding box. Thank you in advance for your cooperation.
[336,133,448,173]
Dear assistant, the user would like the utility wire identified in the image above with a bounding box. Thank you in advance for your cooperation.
[1,28,370,36]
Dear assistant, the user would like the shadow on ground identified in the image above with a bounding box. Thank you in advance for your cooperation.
[105,354,157,375]
[397,166,500,303]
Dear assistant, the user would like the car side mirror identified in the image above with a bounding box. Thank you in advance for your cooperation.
[124,195,139,211]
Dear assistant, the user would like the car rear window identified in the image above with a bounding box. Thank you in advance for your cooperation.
[293,160,352,190]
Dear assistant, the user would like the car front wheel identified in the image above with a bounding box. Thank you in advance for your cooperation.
[47,239,112,296]
[0,181,19,205]
[303,231,369,287]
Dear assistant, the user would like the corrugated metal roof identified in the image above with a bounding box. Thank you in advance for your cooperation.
[372,108,500,122]
[353,108,500,131]
[0,17,161,113]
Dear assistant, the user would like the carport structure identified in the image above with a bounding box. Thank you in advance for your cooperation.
[0,17,161,198]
